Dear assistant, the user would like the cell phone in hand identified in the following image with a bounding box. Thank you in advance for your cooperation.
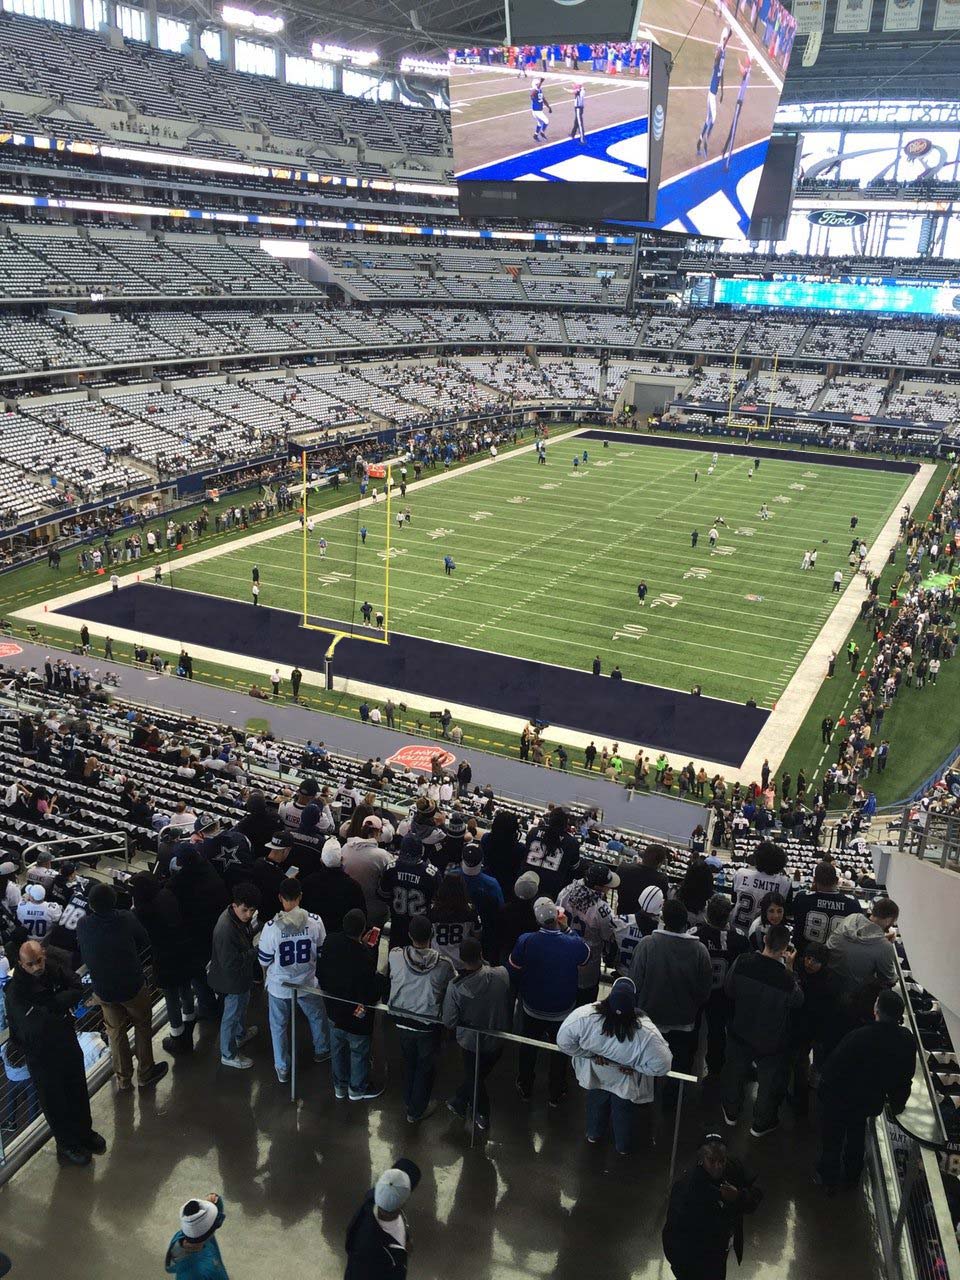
[364,926,381,947]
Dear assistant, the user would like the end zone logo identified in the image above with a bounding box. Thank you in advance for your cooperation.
[386,745,457,773]
[0,642,23,658]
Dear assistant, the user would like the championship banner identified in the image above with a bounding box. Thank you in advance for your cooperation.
[883,0,923,31]
[793,0,826,32]
[835,0,874,32]
[934,0,960,28]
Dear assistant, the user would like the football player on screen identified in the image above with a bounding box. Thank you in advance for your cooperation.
[697,27,732,158]
[531,78,553,142]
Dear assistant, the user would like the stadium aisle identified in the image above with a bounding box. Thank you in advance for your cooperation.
[0,1018,883,1280]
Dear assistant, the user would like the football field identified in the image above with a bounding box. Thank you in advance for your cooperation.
[166,440,912,710]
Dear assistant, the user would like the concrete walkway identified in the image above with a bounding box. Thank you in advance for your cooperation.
[6,637,702,843]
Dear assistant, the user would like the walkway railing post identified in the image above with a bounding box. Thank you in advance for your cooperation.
[290,989,298,1103]
[470,1029,481,1150]
[668,1080,684,1189]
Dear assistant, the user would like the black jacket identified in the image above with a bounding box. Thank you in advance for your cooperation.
[318,931,388,1035]
[819,1019,916,1116]
[168,858,229,971]
[6,952,83,1065]
[344,1158,421,1280]
[250,853,301,917]
[663,1158,761,1274]
[301,867,366,935]
[724,950,803,1056]
[134,886,194,989]
[76,908,150,1003]
[206,906,261,995]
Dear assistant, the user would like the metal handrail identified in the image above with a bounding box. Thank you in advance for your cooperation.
[20,832,130,870]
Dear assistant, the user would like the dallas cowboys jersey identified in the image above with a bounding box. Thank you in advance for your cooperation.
[791,889,861,950]
[47,878,91,950]
[557,880,617,985]
[379,858,439,948]
[691,922,750,989]
[731,868,793,931]
[258,910,325,998]
[16,899,62,939]
[610,914,653,975]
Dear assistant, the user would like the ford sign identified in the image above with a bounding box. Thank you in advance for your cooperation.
[807,209,868,228]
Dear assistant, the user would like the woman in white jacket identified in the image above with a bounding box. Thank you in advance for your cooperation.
[557,977,673,1154]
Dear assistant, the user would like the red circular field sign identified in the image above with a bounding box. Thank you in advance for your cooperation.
[386,745,456,773]
[0,642,23,658]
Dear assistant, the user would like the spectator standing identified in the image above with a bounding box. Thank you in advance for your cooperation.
[720,923,802,1136]
[165,1194,228,1279]
[318,908,387,1102]
[557,864,619,1003]
[616,844,671,917]
[344,1158,422,1280]
[629,898,712,1094]
[521,808,581,899]
[510,897,590,1105]
[479,812,526,897]
[378,836,440,950]
[791,862,861,952]
[388,913,455,1123]
[663,1136,762,1280]
[495,871,540,963]
[342,816,393,927]
[428,873,482,969]
[131,873,198,1058]
[816,988,916,1191]
[301,838,366,933]
[448,845,504,958]
[691,894,749,1077]
[168,849,228,1019]
[206,882,262,1070]
[442,937,512,1130]
[789,942,843,1115]
[77,883,167,1091]
[5,941,104,1166]
[258,878,330,1084]
[557,977,672,1154]
[826,898,899,992]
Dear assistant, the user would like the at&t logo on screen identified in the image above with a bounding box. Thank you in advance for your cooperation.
[653,103,665,141]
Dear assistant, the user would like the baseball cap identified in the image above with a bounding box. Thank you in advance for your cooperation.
[638,885,664,918]
[180,1199,219,1241]
[461,845,483,874]
[0,862,17,877]
[298,777,319,797]
[362,815,384,833]
[374,1168,412,1214]
[26,884,45,903]
[534,897,558,925]
[321,836,343,868]
[608,977,637,1016]
[194,812,220,834]
[266,832,292,851]
[514,871,540,901]
[584,863,620,890]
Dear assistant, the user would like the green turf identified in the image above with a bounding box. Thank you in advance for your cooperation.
[170,441,913,708]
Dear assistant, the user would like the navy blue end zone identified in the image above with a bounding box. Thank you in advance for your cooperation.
[54,584,768,766]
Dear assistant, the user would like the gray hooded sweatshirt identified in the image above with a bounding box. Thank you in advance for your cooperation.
[388,944,455,1032]
[826,911,897,991]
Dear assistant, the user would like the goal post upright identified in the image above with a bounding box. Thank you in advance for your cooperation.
[383,461,392,637]
[301,449,308,630]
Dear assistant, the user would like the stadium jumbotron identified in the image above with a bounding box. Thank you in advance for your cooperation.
[0,0,957,1277]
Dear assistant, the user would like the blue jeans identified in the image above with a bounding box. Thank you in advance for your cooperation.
[397,1027,439,1119]
[585,1088,639,1153]
[220,991,250,1061]
[330,1027,372,1094]
[268,992,330,1075]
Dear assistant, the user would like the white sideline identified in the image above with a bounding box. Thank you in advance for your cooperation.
[13,441,932,785]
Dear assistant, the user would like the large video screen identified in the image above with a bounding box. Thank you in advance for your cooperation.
[450,43,668,223]
[713,276,960,318]
[452,0,797,236]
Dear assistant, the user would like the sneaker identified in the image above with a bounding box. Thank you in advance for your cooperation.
[83,1131,107,1154]
[721,1104,738,1127]
[334,1086,348,1100]
[276,1068,289,1084]
[586,1135,600,1144]
[349,1084,385,1101]
[237,1026,258,1047]
[221,1055,253,1070]
[750,1121,779,1138]
[314,1051,331,1064]
[138,1062,169,1089]
[446,1099,468,1120]
[516,1080,532,1102]
[57,1145,92,1167]
[475,1114,490,1133]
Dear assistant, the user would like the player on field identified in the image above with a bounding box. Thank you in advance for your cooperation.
[697,28,731,158]
[722,54,752,168]
[361,600,373,625]
[444,555,456,576]
[317,537,327,557]
[759,503,770,520]
[709,525,719,547]
[637,580,648,605]
[531,78,552,142]
[569,83,586,142]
